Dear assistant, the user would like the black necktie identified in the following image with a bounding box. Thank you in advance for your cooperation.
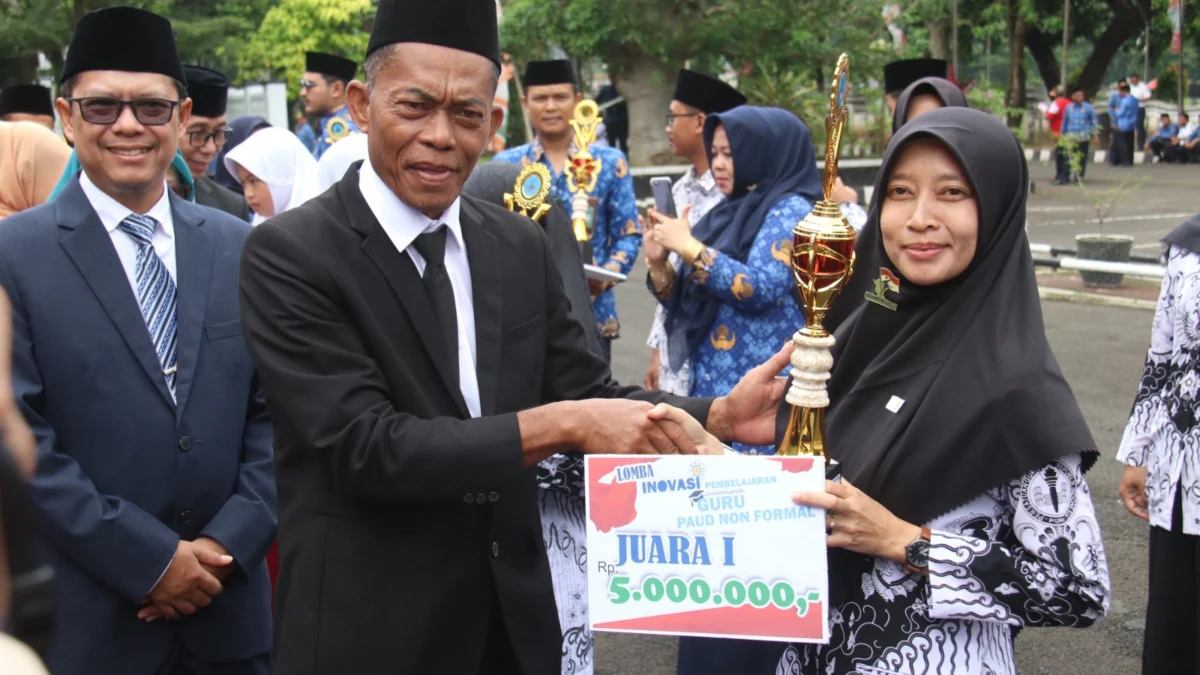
[411,226,459,382]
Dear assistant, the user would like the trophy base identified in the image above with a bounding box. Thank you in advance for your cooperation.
[777,405,825,457]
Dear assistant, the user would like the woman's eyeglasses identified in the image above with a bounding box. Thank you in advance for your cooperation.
[187,128,232,148]
[65,97,180,126]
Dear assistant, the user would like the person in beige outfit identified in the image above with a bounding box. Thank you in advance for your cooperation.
[0,121,70,220]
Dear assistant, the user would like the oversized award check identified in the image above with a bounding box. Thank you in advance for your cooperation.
[585,455,829,643]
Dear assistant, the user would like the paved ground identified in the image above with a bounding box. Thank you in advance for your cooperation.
[593,159,1181,674]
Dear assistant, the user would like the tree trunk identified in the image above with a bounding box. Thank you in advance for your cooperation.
[1025,26,1062,91]
[1073,0,1151,99]
[1005,0,1027,129]
[611,45,675,166]
[927,19,950,60]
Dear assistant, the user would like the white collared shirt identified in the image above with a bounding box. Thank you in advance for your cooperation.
[358,159,481,419]
[80,172,177,291]
[1130,81,1152,107]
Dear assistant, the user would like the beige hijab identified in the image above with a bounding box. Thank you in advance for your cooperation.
[0,121,70,219]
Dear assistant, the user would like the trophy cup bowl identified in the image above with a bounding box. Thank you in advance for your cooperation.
[777,54,856,458]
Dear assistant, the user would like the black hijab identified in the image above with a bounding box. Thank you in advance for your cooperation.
[824,81,970,334]
[663,106,823,372]
[213,115,271,194]
[820,108,1097,526]
[1163,212,1200,255]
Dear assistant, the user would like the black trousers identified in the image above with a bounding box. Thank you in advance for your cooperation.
[1148,138,1170,161]
[1136,107,1147,149]
[163,648,268,675]
[606,121,629,155]
[1143,489,1200,675]
[1115,131,1136,166]
[676,636,787,675]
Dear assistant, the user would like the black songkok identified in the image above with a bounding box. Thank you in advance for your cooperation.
[523,60,577,88]
[305,52,358,83]
[0,85,54,117]
[182,66,229,118]
[61,6,184,84]
[672,70,747,114]
[367,0,502,69]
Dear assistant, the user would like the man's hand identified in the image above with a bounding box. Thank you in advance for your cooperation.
[587,278,615,298]
[574,399,699,456]
[137,540,232,622]
[1119,465,1149,521]
[193,537,237,582]
[708,342,793,446]
[644,349,661,390]
[647,404,725,455]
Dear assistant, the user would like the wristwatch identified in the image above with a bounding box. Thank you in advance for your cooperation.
[903,527,932,576]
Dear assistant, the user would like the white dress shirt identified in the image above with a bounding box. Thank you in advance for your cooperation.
[358,158,481,419]
[1130,81,1152,108]
[80,172,177,287]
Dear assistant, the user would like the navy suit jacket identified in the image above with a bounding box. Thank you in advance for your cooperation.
[0,179,276,675]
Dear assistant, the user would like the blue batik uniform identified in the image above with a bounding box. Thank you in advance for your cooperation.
[494,138,641,340]
[295,121,317,154]
[658,195,809,454]
[313,104,361,160]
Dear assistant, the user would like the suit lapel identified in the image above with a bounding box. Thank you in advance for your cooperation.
[461,198,502,418]
[170,196,214,418]
[56,181,175,408]
[340,173,470,417]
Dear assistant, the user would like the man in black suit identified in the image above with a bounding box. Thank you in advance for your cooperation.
[237,1,789,673]
[180,66,250,221]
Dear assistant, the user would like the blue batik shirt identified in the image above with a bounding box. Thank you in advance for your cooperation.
[295,122,317,154]
[1061,102,1098,139]
[494,138,641,339]
[313,104,362,160]
[1153,122,1180,141]
[1114,95,1139,132]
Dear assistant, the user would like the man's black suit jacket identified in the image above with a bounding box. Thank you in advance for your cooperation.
[195,175,251,222]
[238,167,712,675]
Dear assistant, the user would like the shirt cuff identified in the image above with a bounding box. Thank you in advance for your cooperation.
[146,550,177,597]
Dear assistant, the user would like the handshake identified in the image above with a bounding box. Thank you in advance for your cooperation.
[541,343,793,459]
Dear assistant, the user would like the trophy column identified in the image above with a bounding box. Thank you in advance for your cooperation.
[565,100,603,264]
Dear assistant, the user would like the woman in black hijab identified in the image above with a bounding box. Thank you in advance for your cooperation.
[778,108,1110,675]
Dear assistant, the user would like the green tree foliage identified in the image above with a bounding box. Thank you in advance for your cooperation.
[238,0,375,97]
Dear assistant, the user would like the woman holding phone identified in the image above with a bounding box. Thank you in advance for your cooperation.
[646,105,821,674]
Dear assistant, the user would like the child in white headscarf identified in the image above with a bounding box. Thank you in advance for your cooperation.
[223,127,320,225]
[316,133,368,191]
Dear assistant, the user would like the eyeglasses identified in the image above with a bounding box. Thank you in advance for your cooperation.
[666,112,701,127]
[299,80,318,91]
[65,97,180,126]
[187,127,232,148]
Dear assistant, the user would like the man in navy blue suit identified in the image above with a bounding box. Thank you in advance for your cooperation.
[0,7,275,675]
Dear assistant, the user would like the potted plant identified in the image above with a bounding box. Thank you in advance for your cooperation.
[1064,140,1148,287]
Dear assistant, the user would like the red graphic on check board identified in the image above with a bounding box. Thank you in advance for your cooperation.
[588,456,660,532]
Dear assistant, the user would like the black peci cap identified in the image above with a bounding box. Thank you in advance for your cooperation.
[60,6,184,85]
[367,0,502,69]
[182,66,229,118]
[523,60,577,88]
[883,59,948,95]
[305,52,358,82]
[672,70,747,114]
[0,84,54,117]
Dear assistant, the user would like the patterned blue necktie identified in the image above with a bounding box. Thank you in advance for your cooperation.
[118,214,178,399]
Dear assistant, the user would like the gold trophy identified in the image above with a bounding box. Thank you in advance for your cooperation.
[565,99,603,262]
[777,54,857,458]
[506,163,553,222]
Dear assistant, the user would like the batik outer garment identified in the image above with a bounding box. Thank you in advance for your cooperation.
[671,194,807,453]
[777,453,1110,675]
[313,104,362,160]
[493,138,640,339]
[1118,245,1200,534]
[538,490,593,675]
[646,166,725,395]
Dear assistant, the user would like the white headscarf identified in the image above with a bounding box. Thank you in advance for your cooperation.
[316,132,368,191]
[224,127,320,225]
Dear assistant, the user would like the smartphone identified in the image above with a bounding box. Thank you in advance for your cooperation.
[650,176,677,218]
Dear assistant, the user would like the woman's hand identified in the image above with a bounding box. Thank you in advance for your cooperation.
[792,479,921,564]
[1118,465,1149,520]
[648,205,695,254]
[640,214,669,266]
[644,349,661,390]
[647,403,725,455]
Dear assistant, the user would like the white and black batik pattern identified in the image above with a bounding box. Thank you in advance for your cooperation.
[776,453,1109,675]
[1117,245,1200,535]
[539,489,593,675]
[537,453,586,497]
